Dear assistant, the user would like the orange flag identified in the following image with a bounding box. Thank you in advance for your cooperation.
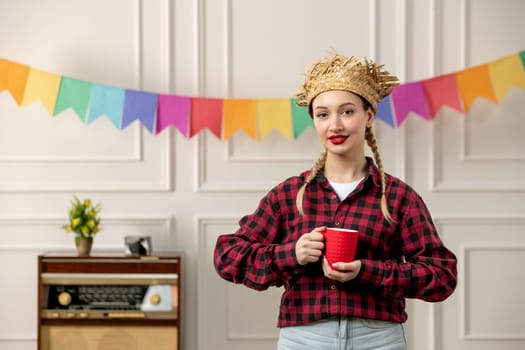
[257,98,292,140]
[222,99,257,140]
[455,64,497,111]
[22,68,62,114]
[488,53,525,102]
[0,58,30,105]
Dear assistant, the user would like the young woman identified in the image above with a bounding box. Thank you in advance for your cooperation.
[214,52,457,349]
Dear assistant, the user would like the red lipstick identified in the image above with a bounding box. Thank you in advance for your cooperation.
[328,135,348,145]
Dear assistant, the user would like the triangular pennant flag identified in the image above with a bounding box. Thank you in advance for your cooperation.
[222,99,257,140]
[54,77,92,122]
[391,82,430,126]
[190,97,223,138]
[21,68,61,114]
[157,94,191,136]
[0,58,30,105]
[422,73,464,116]
[291,98,314,138]
[257,98,293,140]
[87,84,125,128]
[456,64,497,111]
[375,96,396,127]
[122,90,158,133]
[488,53,525,101]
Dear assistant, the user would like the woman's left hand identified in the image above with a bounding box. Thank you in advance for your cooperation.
[322,258,362,283]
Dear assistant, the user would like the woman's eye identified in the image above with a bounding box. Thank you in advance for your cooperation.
[316,113,327,119]
[342,109,354,116]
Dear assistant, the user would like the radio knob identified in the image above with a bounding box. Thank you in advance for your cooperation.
[150,294,161,305]
[58,292,72,306]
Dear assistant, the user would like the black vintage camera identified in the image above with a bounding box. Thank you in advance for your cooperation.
[124,236,152,255]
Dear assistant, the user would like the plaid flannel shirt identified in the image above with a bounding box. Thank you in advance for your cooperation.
[214,157,457,327]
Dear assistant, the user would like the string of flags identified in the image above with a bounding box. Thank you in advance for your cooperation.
[0,50,524,140]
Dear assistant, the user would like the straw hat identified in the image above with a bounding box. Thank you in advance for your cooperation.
[296,52,399,112]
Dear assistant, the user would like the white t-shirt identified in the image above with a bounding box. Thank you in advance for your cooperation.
[329,178,364,201]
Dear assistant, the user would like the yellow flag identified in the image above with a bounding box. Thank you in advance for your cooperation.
[488,53,525,102]
[22,69,62,114]
[223,99,257,140]
[257,98,292,140]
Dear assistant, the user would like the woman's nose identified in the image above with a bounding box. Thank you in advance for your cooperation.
[329,116,343,131]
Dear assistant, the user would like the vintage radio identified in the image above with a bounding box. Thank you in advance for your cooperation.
[38,252,181,350]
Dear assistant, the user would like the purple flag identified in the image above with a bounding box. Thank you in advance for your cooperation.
[391,82,430,126]
[122,89,158,133]
[375,96,395,127]
[157,94,191,136]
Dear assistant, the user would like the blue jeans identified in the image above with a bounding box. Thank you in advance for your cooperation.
[277,317,407,350]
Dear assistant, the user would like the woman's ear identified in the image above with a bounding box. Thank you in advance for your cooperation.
[366,108,375,128]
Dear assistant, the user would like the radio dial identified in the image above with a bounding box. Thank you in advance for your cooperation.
[150,294,161,305]
[58,292,72,306]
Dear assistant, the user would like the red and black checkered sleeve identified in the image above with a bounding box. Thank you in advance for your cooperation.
[357,183,457,302]
[213,186,301,291]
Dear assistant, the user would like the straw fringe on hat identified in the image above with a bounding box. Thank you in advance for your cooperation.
[295,52,399,112]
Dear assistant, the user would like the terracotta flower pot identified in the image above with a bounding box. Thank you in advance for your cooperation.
[75,237,93,256]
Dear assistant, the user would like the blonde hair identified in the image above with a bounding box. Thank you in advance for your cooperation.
[295,126,395,226]
[365,125,395,225]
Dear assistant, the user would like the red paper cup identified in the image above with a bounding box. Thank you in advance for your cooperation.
[323,227,358,265]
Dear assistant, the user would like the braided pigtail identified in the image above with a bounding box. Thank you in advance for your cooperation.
[296,150,328,216]
[365,126,395,225]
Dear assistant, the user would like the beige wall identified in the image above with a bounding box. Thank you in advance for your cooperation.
[0,0,524,349]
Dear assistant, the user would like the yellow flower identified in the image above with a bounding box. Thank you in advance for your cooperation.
[63,196,102,240]
[72,218,81,228]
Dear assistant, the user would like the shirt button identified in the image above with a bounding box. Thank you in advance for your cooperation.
[331,195,337,200]
[334,221,340,226]
[330,284,337,290]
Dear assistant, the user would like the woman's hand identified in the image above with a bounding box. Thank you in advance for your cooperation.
[322,258,362,282]
[295,227,325,265]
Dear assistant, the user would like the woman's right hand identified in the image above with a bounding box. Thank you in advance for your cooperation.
[295,227,325,265]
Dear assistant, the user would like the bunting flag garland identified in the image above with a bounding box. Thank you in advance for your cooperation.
[422,74,464,116]
[0,51,524,140]
[88,84,125,128]
[22,69,61,114]
[54,77,92,122]
[223,99,258,140]
[455,65,497,111]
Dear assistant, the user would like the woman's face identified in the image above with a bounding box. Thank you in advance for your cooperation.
[311,90,373,158]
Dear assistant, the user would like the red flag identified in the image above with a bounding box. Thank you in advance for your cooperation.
[190,97,223,138]
[423,74,464,117]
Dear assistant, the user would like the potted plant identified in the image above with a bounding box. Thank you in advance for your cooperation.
[63,196,102,256]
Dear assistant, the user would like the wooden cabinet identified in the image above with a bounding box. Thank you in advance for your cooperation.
[37,251,181,350]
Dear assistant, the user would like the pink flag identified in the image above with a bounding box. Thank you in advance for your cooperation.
[423,74,464,117]
[391,82,430,126]
[157,94,191,136]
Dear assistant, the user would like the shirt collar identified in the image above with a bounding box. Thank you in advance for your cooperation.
[312,156,381,188]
